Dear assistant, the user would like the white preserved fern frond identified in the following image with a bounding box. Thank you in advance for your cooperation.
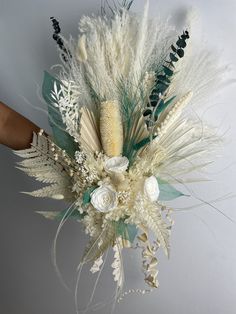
[111,241,123,287]
[128,195,170,257]
[141,203,170,257]
[90,255,104,274]
[83,222,115,263]
[51,80,80,141]
[22,185,70,199]
[14,133,74,201]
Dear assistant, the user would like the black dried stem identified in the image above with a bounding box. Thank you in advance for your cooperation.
[144,30,190,124]
[50,17,71,63]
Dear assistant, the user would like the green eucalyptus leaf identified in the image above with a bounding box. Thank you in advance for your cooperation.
[156,82,169,94]
[56,208,85,220]
[163,65,174,77]
[177,48,184,58]
[171,44,177,53]
[155,96,176,118]
[42,71,77,157]
[176,38,187,48]
[170,53,178,62]
[156,75,168,82]
[133,137,150,151]
[157,178,185,201]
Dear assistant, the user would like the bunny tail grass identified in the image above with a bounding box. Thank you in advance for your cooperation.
[100,100,123,156]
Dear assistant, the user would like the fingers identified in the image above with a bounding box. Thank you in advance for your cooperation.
[0,102,40,150]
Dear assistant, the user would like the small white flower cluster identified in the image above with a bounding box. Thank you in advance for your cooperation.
[75,151,86,164]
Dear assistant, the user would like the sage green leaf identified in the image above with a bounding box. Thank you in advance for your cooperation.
[157,178,185,201]
[36,208,85,221]
[42,71,77,157]
[56,208,85,220]
[82,186,97,205]
[114,220,138,243]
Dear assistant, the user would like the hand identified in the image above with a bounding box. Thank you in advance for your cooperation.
[0,101,40,150]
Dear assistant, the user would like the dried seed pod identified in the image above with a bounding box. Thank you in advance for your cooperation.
[76,34,88,62]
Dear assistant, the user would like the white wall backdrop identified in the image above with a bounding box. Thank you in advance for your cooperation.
[0,0,236,313]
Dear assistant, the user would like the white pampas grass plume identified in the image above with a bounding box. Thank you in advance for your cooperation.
[76,34,88,62]
[100,100,123,156]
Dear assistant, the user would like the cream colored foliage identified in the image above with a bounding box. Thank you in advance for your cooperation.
[79,106,102,154]
[14,132,74,201]
[63,5,176,107]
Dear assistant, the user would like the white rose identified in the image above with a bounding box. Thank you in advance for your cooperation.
[144,176,160,202]
[104,156,129,174]
[91,185,118,212]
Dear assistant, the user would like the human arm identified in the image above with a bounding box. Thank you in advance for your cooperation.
[0,101,40,150]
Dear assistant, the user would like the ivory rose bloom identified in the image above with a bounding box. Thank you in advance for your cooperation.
[91,185,118,212]
[104,156,129,173]
[144,176,160,202]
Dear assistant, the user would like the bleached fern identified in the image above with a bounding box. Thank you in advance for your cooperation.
[90,255,104,274]
[129,196,171,257]
[14,132,75,201]
[143,204,170,257]
[51,80,81,141]
[111,242,123,287]
[82,222,116,263]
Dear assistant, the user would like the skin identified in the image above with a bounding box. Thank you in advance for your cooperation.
[0,101,40,150]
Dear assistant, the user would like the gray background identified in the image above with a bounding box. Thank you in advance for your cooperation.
[0,0,236,313]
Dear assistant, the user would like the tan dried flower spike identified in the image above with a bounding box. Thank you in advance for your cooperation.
[100,100,124,157]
